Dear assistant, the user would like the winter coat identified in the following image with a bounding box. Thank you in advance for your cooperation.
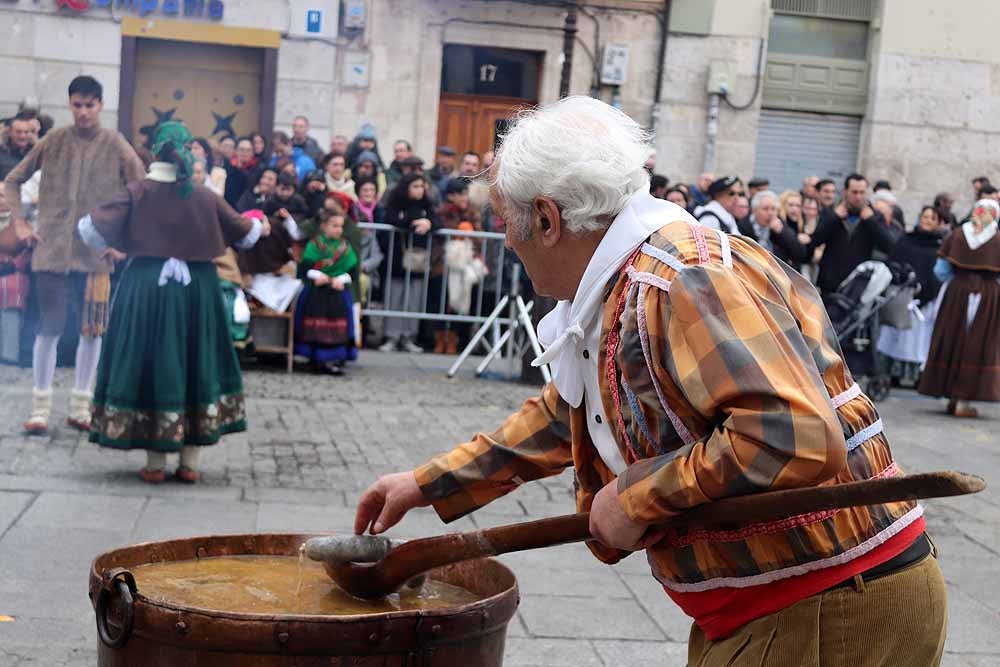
[383,198,441,277]
[888,228,943,306]
[808,208,899,295]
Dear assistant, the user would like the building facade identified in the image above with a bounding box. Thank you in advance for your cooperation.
[0,0,994,217]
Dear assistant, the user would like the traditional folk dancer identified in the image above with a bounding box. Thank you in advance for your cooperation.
[79,122,267,483]
[295,204,359,375]
[352,98,946,666]
[918,198,1000,417]
[4,76,145,433]
[876,206,944,385]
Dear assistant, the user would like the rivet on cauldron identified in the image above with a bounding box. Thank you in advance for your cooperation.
[175,621,188,635]
[196,547,208,558]
[368,632,379,643]
[277,632,289,644]
[431,624,442,636]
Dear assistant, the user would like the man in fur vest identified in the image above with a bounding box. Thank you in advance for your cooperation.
[4,75,144,434]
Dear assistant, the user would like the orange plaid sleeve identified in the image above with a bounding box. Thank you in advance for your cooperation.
[415,383,574,522]
[617,261,847,524]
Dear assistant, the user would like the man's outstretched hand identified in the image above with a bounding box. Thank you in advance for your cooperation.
[353,471,430,535]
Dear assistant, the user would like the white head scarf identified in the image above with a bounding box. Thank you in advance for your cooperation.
[963,198,999,250]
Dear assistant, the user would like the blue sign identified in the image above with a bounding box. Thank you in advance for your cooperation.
[306,9,323,34]
[88,0,225,20]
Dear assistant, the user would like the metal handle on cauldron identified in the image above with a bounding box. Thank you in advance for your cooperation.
[95,568,137,649]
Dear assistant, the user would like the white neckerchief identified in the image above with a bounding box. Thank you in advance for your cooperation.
[532,190,694,408]
[147,162,177,183]
[962,219,998,250]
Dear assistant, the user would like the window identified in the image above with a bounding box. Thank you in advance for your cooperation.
[441,45,541,101]
[768,14,869,61]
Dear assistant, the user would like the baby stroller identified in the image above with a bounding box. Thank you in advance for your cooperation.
[824,261,918,401]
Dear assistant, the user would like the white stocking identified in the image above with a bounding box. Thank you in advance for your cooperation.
[74,335,102,393]
[180,446,201,470]
[32,334,60,391]
[146,451,167,472]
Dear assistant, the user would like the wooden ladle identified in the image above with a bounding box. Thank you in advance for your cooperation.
[307,470,984,599]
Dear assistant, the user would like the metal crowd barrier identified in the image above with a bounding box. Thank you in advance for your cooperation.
[356,222,514,327]
[355,222,550,381]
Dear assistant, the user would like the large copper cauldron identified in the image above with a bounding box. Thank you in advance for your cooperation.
[89,533,519,666]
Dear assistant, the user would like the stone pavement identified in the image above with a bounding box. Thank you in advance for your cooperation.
[0,353,997,666]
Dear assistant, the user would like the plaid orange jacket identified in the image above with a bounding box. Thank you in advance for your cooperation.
[415,220,919,591]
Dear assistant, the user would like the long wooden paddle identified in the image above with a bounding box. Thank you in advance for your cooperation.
[311,470,984,599]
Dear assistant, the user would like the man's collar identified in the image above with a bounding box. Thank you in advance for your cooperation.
[533,190,695,407]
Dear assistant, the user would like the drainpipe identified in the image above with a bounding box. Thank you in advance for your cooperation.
[650,0,672,136]
[704,91,720,173]
[559,4,578,97]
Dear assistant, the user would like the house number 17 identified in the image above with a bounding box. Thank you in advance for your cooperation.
[479,64,498,83]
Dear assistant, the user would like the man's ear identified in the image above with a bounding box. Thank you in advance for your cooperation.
[532,196,562,248]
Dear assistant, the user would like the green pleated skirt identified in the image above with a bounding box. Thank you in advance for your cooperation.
[90,258,247,452]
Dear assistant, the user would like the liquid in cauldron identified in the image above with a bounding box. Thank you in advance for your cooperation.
[132,555,481,615]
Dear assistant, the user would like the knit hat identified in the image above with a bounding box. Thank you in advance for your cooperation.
[353,150,380,169]
[358,123,377,140]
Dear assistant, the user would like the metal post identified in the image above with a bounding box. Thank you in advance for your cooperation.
[504,264,522,377]
[447,295,509,378]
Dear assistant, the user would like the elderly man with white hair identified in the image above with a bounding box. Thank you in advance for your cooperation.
[350,97,946,665]
[738,189,809,267]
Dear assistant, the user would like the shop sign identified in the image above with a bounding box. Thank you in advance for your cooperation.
[56,0,225,20]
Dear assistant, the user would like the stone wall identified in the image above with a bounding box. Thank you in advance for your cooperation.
[653,33,764,185]
[335,0,663,162]
[0,0,337,144]
[652,0,767,185]
[0,0,665,166]
[861,0,1000,220]
[1,7,125,130]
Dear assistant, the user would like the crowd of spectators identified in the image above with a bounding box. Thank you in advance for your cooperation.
[644,163,1000,396]
[0,108,503,372]
[1,100,994,383]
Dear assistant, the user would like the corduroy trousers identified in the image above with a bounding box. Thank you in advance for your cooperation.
[687,553,948,667]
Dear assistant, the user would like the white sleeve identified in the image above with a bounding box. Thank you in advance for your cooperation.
[233,218,263,250]
[306,270,351,284]
[77,215,109,251]
[283,215,305,241]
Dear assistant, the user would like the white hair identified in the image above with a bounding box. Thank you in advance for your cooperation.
[750,190,778,211]
[871,190,898,205]
[492,96,652,238]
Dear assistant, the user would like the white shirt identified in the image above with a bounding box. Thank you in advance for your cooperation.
[692,199,737,234]
[533,190,696,474]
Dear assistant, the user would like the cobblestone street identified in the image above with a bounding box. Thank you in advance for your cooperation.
[0,354,997,666]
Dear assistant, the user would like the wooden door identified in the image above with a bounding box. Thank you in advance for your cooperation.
[133,39,263,147]
[436,93,531,157]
